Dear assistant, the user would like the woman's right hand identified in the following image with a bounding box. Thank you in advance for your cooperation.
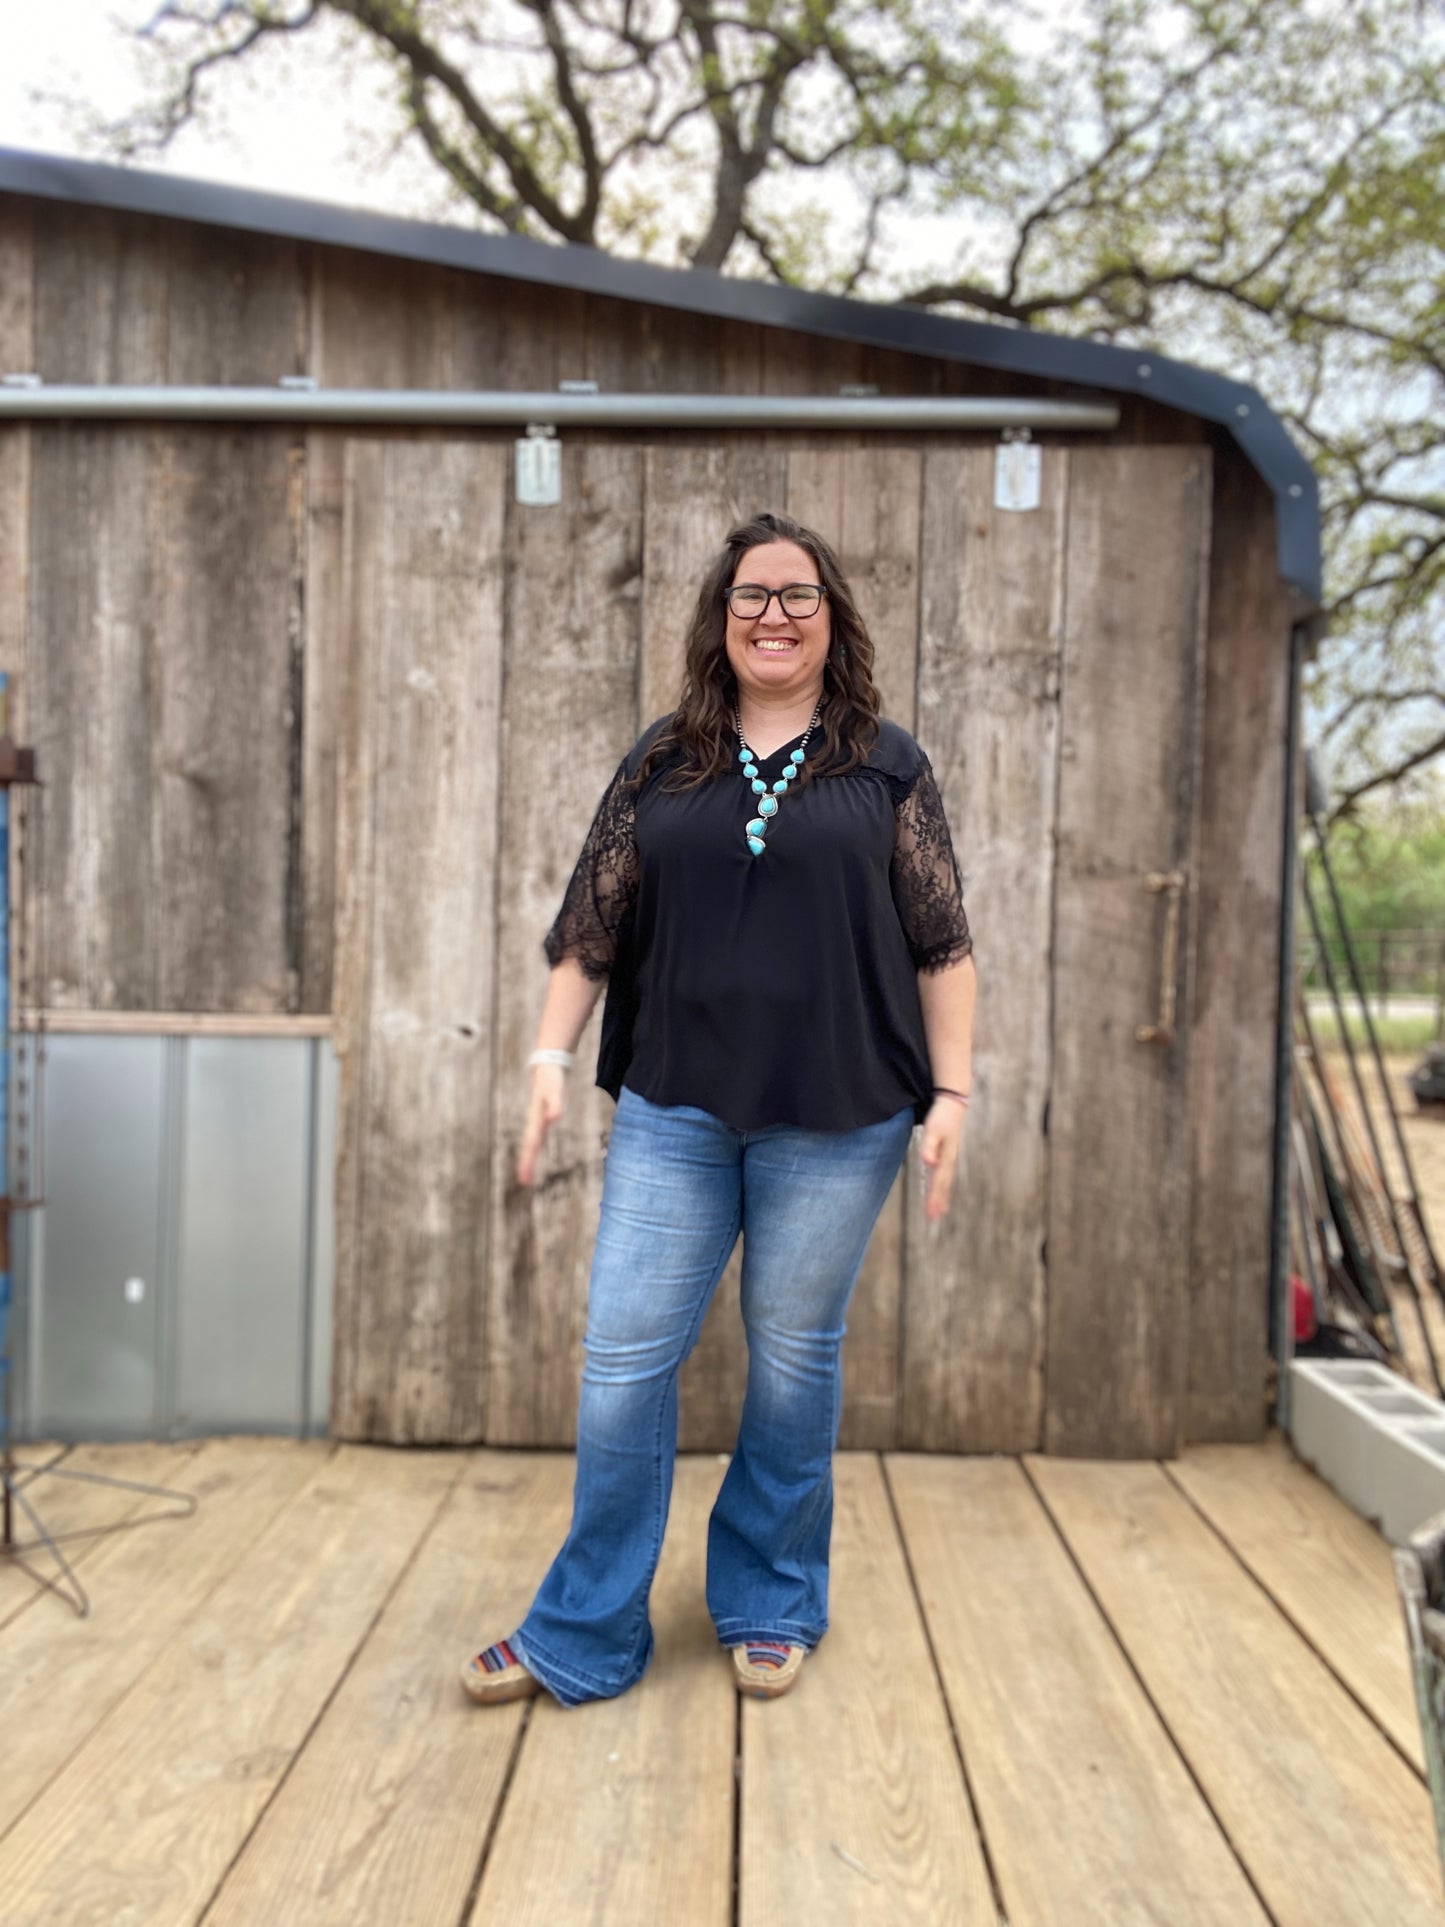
[517,1064,568,1186]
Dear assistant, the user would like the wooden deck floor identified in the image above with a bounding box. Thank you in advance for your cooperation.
[0,1432,1437,1926]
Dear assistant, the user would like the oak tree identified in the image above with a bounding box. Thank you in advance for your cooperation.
[119,0,1445,815]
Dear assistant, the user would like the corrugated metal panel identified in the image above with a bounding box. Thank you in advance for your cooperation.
[307,1040,338,1435]
[31,1036,166,1437]
[174,1038,311,1434]
[14,1034,336,1440]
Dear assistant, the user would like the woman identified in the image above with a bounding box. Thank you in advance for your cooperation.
[461,510,975,1707]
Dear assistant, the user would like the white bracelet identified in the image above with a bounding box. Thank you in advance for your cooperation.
[528,1048,575,1071]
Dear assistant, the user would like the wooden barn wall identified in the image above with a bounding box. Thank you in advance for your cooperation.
[0,199,31,750]
[1184,458,1292,1442]
[5,195,1291,1453]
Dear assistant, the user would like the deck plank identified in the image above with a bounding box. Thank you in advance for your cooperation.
[206,1451,575,1926]
[0,1443,459,1925]
[472,1455,734,1927]
[0,1441,201,1623]
[888,1453,1263,1926]
[0,1437,326,1844]
[1028,1454,1445,1926]
[741,1454,991,1926]
[1169,1432,1424,1776]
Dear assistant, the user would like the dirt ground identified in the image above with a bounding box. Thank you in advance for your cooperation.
[1317,1046,1445,1390]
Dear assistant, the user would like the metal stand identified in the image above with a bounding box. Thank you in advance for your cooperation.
[0,673,197,1618]
[1397,1515,1445,1891]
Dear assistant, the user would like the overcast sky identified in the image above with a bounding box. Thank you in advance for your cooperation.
[5,0,447,214]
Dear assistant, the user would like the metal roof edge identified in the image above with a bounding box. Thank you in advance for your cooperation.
[0,144,1322,606]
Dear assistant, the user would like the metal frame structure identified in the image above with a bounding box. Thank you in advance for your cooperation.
[0,386,1119,432]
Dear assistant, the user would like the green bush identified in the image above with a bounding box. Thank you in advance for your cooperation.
[1299,810,1445,1000]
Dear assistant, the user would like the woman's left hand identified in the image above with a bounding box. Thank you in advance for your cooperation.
[919,1097,967,1222]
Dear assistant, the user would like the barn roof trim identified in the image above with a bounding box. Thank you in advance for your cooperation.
[0,145,1321,610]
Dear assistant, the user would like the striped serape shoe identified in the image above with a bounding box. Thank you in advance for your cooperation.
[731,1640,806,1698]
[460,1635,543,1705]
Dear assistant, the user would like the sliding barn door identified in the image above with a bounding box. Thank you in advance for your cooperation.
[1044,447,1211,1456]
[903,444,1211,1459]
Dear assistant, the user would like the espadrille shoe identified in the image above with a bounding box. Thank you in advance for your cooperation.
[460,1637,543,1705]
[732,1641,806,1698]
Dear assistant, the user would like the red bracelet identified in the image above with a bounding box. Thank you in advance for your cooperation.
[932,1086,971,1107]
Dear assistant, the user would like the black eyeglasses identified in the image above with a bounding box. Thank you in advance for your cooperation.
[724,583,827,619]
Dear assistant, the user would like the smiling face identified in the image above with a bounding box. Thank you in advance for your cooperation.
[723,540,832,711]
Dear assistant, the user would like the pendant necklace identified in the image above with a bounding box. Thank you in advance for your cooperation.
[736,701,822,856]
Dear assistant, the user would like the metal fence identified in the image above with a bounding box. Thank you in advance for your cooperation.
[1298,926,1445,1030]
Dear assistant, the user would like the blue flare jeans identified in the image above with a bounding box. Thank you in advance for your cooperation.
[511,1083,914,1708]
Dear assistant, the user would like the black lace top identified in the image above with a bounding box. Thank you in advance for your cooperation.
[544,715,973,1131]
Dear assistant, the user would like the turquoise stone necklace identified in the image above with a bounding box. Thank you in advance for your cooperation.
[737,702,822,856]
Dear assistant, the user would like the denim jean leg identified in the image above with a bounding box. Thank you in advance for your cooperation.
[514,1088,742,1705]
[707,1106,914,1650]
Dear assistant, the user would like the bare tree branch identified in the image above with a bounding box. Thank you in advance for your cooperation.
[1324,686,1445,740]
[1329,726,1445,823]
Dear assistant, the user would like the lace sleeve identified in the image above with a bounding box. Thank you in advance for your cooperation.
[890,759,974,973]
[543,759,639,981]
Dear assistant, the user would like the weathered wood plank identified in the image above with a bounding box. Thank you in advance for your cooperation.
[589,294,727,394]
[1185,464,1291,1440]
[207,1452,575,1927]
[0,1445,460,1925]
[0,427,26,690]
[26,423,301,1012]
[33,204,302,386]
[0,201,32,702]
[1170,1432,1424,1774]
[0,1439,325,1842]
[154,428,302,1010]
[310,250,460,388]
[889,1452,1268,1925]
[455,276,590,391]
[639,442,787,726]
[785,449,923,1450]
[162,224,305,383]
[473,1455,734,1926]
[330,440,507,1441]
[298,430,347,1013]
[0,197,33,374]
[740,1455,989,1925]
[32,206,167,383]
[785,446,921,728]
[637,444,789,1454]
[329,442,383,1444]
[763,328,865,397]
[1046,446,1212,1457]
[903,446,1064,1450]
[485,443,643,1445]
[1029,1452,1444,1925]
[23,1010,331,1036]
[28,430,161,1007]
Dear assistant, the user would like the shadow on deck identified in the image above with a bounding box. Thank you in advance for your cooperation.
[0,1432,1437,1924]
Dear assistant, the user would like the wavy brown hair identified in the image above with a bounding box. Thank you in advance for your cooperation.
[633,510,882,793]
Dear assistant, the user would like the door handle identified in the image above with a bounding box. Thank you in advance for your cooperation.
[1137,869,1186,1046]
